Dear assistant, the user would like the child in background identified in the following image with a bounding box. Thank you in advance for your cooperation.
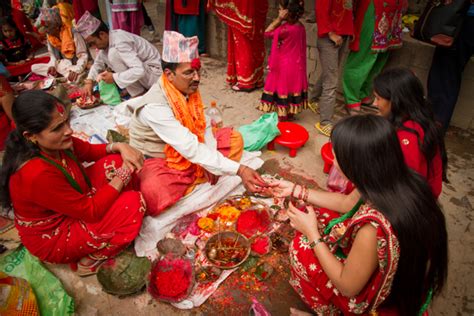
[0,17,33,65]
[258,0,307,121]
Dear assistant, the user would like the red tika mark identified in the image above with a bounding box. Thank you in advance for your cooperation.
[191,58,201,70]
[56,103,65,115]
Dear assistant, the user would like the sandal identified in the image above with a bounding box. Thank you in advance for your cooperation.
[307,101,319,113]
[315,122,333,137]
[231,84,256,93]
[76,258,105,277]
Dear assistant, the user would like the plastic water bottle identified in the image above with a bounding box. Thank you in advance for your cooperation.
[206,101,223,132]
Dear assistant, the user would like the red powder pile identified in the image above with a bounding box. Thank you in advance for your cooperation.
[236,209,271,238]
[149,256,192,302]
[155,269,189,297]
[251,236,271,256]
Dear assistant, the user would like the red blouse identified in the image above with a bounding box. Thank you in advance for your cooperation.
[315,0,354,37]
[397,120,443,198]
[10,138,118,223]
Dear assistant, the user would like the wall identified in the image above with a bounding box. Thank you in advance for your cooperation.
[206,0,474,130]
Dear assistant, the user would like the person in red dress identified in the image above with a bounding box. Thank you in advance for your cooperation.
[372,67,446,198]
[0,90,146,276]
[210,0,268,91]
[271,115,448,315]
[308,67,447,240]
[0,74,14,151]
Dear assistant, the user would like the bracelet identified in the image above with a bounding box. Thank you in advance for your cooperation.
[309,237,324,249]
[107,142,115,153]
[290,183,297,199]
[303,186,310,202]
[114,167,132,186]
[297,185,307,200]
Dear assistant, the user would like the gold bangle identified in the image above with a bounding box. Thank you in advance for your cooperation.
[309,237,324,249]
[107,142,115,153]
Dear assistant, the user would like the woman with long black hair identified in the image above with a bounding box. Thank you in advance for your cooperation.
[373,67,447,198]
[272,115,448,315]
[0,90,145,276]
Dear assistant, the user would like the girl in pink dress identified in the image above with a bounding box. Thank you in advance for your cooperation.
[259,0,307,121]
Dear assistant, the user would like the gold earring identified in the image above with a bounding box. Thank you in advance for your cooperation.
[30,139,38,145]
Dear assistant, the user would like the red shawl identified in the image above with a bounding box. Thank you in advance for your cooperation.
[210,0,255,37]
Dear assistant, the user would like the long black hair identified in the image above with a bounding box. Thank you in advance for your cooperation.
[331,115,448,315]
[0,91,63,207]
[373,67,448,181]
[279,0,304,23]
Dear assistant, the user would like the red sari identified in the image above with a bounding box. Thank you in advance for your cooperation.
[10,138,145,264]
[211,0,268,89]
[0,75,13,151]
[290,204,400,314]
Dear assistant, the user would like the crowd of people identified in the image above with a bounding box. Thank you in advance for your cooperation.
[1,0,470,314]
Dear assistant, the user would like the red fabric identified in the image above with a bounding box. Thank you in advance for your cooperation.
[349,0,405,52]
[0,76,13,96]
[290,205,400,314]
[6,56,50,77]
[212,0,256,37]
[11,9,43,50]
[73,0,100,22]
[174,0,200,15]
[139,127,237,216]
[10,138,145,263]
[0,76,13,150]
[397,120,443,198]
[212,1,267,88]
[315,0,354,37]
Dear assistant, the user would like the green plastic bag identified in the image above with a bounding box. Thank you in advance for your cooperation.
[238,113,280,151]
[99,81,121,105]
[0,246,75,316]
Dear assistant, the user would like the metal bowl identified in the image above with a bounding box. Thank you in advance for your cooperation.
[204,231,250,269]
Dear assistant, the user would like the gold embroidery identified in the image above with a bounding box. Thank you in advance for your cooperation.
[213,1,253,24]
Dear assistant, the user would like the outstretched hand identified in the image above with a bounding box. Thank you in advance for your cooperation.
[267,179,296,198]
[115,143,144,171]
[237,165,272,193]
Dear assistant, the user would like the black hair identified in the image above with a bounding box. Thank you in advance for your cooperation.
[0,17,21,40]
[161,60,179,72]
[279,0,304,23]
[0,91,64,207]
[90,22,109,38]
[331,115,448,316]
[373,67,448,181]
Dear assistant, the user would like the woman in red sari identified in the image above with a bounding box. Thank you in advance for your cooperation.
[0,74,14,150]
[271,115,448,315]
[0,90,146,276]
[211,0,268,91]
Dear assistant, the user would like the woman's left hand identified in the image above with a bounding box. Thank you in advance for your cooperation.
[115,143,144,171]
[287,202,320,241]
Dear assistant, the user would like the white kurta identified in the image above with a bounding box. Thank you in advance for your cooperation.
[134,84,240,176]
[31,31,88,80]
[87,29,162,97]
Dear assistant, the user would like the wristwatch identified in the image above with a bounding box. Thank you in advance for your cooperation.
[309,237,325,249]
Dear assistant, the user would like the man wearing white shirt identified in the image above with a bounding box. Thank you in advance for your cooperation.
[128,31,268,216]
[76,11,162,97]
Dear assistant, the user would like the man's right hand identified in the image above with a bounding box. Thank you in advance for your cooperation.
[237,165,270,193]
[328,32,343,47]
[47,66,58,77]
[81,81,93,98]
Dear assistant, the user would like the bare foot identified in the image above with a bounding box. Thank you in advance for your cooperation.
[289,307,313,316]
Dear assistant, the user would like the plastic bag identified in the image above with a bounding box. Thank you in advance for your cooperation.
[327,165,354,194]
[0,246,75,316]
[238,113,280,151]
[99,81,121,105]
